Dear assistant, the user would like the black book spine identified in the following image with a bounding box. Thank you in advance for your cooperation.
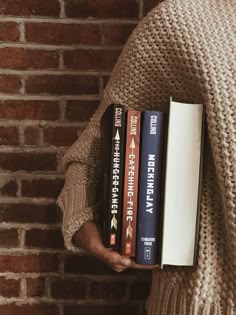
[135,111,165,264]
[101,104,126,250]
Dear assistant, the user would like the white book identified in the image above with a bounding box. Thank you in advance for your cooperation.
[161,99,204,267]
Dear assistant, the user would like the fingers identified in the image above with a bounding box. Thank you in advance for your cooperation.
[102,250,131,272]
[102,249,159,272]
[129,259,159,270]
[73,222,158,272]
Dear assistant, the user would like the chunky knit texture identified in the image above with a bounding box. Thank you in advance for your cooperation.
[57,0,236,313]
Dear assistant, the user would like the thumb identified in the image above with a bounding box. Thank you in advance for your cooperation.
[103,250,131,271]
[120,256,132,267]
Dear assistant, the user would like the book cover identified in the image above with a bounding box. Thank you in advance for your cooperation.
[135,111,165,265]
[161,99,204,267]
[100,104,126,250]
[121,110,141,256]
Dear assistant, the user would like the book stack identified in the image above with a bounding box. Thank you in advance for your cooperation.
[100,98,204,267]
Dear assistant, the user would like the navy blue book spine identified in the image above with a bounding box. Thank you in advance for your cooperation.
[135,111,165,265]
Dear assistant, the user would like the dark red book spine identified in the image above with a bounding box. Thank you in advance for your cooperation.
[121,110,141,256]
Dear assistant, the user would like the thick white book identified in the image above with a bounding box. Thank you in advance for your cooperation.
[161,99,204,267]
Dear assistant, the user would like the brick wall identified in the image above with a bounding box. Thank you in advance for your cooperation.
[0,1,161,314]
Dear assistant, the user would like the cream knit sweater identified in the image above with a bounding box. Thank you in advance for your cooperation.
[58,0,236,313]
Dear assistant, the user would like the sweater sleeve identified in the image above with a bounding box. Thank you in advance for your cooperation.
[57,163,98,251]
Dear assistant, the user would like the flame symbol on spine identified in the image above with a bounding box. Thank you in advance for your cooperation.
[115,129,120,140]
[111,214,117,230]
[126,223,133,239]
[130,137,135,149]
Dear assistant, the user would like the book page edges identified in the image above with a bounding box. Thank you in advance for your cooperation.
[161,100,204,267]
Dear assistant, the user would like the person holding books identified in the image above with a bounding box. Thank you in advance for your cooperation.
[58,0,236,313]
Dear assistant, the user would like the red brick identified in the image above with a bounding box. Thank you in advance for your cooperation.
[65,0,139,19]
[22,178,64,198]
[0,48,59,70]
[0,22,19,41]
[27,277,45,297]
[64,49,121,71]
[24,127,40,145]
[103,24,136,45]
[0,229,19,248]
[0,277,20,297]
[51,279,88,299]
[65,100,99,122]
[43,127,80,147]
[0,75,21,93]
[0,0,60,17]
[143,0,164,15]
[64,304,140,315]
[0,203,60,224]
[0,100,60,121]
[64,255,116,275]
[25,229,64,249]
[0,152,57,171]
[26,23,100,45]
[130,280,151,299]
[89,280,126,299]
[0,127,19,145]
[0,179,17,197]
[25,75,99,95]
[0,254,59,273]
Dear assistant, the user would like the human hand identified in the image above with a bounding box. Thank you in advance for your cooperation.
[73,221,158,272]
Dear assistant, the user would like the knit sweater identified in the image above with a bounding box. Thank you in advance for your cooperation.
[57,0,236,313]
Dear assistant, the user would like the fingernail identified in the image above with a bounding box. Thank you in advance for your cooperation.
[121,258,131,267]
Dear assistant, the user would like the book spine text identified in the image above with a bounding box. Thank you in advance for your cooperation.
[135,111,165,265]
[122,110,141,256]
[101,104,126,250]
